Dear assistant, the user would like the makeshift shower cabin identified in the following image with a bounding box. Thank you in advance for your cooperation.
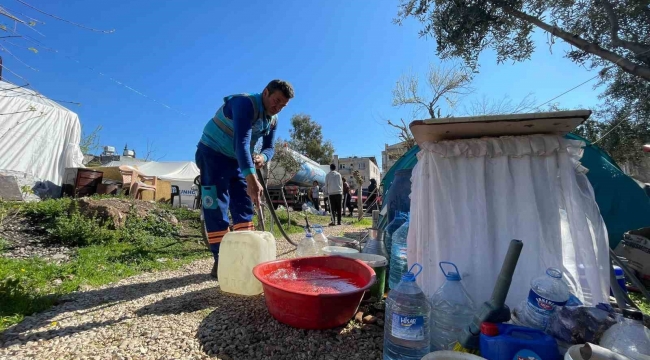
[403,110,613,312]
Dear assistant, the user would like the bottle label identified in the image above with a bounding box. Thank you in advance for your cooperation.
[526,289,567,315]
[513,349,542,360]
[391,313,425,341]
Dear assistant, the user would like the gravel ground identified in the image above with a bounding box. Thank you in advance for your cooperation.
[0,224,383,360]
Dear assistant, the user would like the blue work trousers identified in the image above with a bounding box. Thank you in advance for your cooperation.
[195,142,254,262]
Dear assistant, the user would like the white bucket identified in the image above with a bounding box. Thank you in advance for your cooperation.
[321,246,359,256]
[421,351,487,360]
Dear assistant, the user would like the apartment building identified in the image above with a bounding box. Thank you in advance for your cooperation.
[336,156,380,189]
[381,141,410,174]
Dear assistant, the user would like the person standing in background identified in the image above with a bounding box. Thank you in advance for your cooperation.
[324,163,343,226]
[367,178,378,213]
[343,178,352,217]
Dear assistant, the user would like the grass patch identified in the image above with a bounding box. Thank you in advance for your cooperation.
[0,198,211,332]
[348,217,373,228]
[629,292,650,315]
[0,237,208,332]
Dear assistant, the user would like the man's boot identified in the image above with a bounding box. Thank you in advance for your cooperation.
[211,261,218,279]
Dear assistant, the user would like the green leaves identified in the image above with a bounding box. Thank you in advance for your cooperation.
[288,114,336,164]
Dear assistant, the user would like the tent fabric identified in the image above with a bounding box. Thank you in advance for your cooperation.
[0,81,84,185]
[136,161,200,182]
[407,135,610,309]
[566,134,650,249]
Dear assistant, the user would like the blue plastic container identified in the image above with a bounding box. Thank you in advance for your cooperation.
[479,323,560,360]
[610,265,627,296]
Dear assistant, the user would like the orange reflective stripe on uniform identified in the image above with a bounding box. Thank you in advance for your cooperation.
[232,222,255,231]
[207,229,229,244]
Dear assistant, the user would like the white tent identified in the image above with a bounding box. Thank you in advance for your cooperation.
[102,160,200,208]
[0,81,84,187]
[137,161,199,208]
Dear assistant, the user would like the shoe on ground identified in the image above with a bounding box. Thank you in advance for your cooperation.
[328,222,336,227]
[211,261,218,279]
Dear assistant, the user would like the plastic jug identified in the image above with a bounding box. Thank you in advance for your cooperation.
[217,231,276,296]
[297,231,321,257]
[429,262,476,350]
[384,263,431,360]
[362,228,389,259]
[389,214,410,290]
[312,225,329,254]
[479,323,560,360]
[384,211,408,259]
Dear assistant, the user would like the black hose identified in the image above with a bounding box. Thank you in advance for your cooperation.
[257,169,298,247]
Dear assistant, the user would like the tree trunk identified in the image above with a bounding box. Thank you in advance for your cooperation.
[505,7,650,82]
[357,186,364,221]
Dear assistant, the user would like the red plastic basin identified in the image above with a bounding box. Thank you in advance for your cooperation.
[253,256,376,329]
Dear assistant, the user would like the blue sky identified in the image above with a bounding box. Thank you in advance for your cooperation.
[2,0,603,168]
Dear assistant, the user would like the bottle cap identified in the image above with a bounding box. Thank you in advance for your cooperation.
[439,262,462,281]
[480,323,499,337]
[401,263,423,282]
[546,268,563,279]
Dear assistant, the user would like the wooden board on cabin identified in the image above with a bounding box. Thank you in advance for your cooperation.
[409,110,592,145]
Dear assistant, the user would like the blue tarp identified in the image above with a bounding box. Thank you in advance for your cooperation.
[380,136,650,249]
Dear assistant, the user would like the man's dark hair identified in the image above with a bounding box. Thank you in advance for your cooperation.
[266,80,294,99]
[330,164,336,171]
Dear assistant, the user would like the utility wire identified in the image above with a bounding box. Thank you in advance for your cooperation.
[534,74,601,110]
[1,29,184,114]
[14,0,114,33]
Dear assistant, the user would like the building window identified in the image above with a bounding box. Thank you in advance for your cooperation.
[340,164,345,169]
[359,163,366,170]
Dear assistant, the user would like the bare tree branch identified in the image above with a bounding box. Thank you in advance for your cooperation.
[392,62,474,119]
[463,92,537,116]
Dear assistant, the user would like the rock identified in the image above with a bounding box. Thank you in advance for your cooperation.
[362,315,377,324]
[355,311,364,323]
[52,279,63,286]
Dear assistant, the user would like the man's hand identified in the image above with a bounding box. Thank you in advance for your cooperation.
[246,174,263,206]
[253,154,266,169]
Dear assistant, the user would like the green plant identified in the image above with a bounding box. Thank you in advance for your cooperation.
[0,237,8,252]
[22,198,73,224]
[49,210,117,247]
[20,185,33,197]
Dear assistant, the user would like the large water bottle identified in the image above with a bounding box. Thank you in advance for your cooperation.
[389,215,410,290]
[312,225,328,254]
[384,263,431,360]
[517,267,570,330]
[384,212,408,259]
[429,262,476,350]
[296,231,320,258]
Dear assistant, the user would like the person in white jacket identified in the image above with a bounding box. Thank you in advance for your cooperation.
[324,164,343,226]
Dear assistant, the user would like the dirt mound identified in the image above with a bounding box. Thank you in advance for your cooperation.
[75,198,178,228]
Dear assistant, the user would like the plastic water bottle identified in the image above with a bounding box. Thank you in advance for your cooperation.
[429,262,476,350]
[384,212,408,259]
[389,215,410,290]
[517,267,570,330]
[296,231,320,257]
[384,263,431,360]
[312,225,328,254]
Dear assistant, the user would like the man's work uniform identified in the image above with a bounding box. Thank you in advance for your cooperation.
[195,93,276,261]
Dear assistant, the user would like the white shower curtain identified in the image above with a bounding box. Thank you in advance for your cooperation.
[407,134,610,308]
